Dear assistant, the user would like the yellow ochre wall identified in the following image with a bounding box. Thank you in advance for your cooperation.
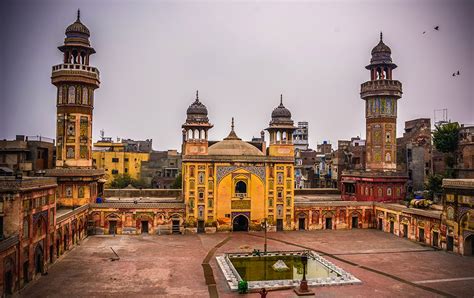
[183,161,294,231]
[92,151,149,184]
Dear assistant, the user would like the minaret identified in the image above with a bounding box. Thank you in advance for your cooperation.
[266,94,296,157]
[182,91,213,155]
[361,33,402,171]
[47,11,104,208]
[52,10,99,168]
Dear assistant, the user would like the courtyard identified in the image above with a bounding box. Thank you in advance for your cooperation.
[21,229,474,297]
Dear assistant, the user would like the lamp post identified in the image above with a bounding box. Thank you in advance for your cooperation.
[294,251,314,296]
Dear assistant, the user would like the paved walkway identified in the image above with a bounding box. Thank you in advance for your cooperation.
[20,230,474,297]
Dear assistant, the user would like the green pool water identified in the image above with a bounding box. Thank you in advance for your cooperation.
[229,255,340,282]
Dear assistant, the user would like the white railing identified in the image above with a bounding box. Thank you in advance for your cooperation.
[52,63,100,77]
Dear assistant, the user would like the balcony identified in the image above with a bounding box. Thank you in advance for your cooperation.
[51,63,100,86]
[235,193,247,199]
[360,80,402,99]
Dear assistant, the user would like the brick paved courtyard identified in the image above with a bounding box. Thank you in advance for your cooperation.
[21,230,474,297]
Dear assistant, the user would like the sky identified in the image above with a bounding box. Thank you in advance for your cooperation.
[1,0,473,151]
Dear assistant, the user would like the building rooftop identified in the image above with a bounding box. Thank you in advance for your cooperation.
[376,202,442,219]
[442,179,474,189]
[56,204,89,223]
[0,176,57,192]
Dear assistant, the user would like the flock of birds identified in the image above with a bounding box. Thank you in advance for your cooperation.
[423,25,461,78]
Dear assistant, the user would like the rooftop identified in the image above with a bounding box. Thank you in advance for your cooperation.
[442,179,474,189]
[0,176,57,192]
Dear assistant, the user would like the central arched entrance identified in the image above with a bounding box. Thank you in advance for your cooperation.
[233,215,249,232]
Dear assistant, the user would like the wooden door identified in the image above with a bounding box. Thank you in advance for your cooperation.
[276,219,283,231]
[298,218,305,230]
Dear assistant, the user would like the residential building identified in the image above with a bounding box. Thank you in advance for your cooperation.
[140,150,182,188]
[293,121,309,151]
[397,118,432,192]
[0,135,55,176]
[92,138,150,185]
[456,125,474,178]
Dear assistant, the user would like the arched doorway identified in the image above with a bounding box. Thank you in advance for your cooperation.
[34,245,44,275]
[464,235,473,256]
[233,215,249,232]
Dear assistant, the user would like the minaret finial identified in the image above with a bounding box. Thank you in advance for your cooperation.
[231,117,235,131]
[77,9,81,21]
[280,94,283,105]
[195,90,199,101]
[380,31,383,41]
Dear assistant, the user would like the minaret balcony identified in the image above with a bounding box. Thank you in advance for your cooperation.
[51,63,100,86]
[360,79,402,99]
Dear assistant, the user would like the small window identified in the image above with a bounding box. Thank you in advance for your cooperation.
[78,186,84,198]
[66,186,73,198]
[277,172,283,184]
[111,169,119,175]
[387,188,392,196]
[235,181,247,194]
[198,172,205,184]
[124,158,129,162]
[124,168,128,173]
[112,158,119,163]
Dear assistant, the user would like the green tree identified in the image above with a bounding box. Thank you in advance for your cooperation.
[109,174,149,189]
[110,173,134,189]
[172,173,182,189]
[432,122,460,171]
[425,174,444,199]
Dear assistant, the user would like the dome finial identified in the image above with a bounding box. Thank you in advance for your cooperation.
[380,31,383,41]
[280,94,283,106]
[224,117,240,140]
[77,9,81,21]
[195,90,199,102]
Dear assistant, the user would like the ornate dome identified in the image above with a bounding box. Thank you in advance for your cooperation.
[371,33,391,55]
[208,139,264,156]
[270,95,293,126]
[66,10,90,37]
[186,91,209,122]
[208,118,263,156]
[369,32,393,65]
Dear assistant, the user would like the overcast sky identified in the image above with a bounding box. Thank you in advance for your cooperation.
[1,0,472,151]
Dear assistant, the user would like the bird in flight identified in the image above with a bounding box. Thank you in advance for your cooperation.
[434,26,439,31]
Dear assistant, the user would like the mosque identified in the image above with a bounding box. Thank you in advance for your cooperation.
[182,93,296,232]
[2,11,473,296]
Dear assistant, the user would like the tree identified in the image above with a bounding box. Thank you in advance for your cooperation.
[425,174,444,200]
[432,122,460,175]
[172,173,182,189]
[432,122,460,153]
[110,173,134,189]
[109,173,150,189]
